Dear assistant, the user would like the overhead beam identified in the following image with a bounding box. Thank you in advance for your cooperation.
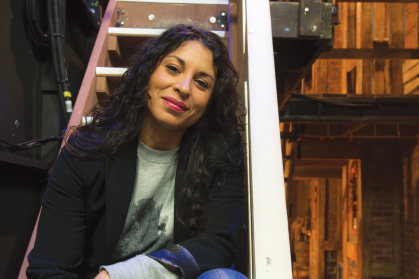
[319,48,419,59]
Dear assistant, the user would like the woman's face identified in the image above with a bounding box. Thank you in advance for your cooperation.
[145,41,216,135]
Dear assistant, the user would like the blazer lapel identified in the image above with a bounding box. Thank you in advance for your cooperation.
[174,136,190,243]
[104,139,138,262]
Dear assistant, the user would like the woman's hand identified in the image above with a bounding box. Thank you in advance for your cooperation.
[94,270,111,279]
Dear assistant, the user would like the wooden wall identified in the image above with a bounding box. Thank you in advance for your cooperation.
[303,3,419,95]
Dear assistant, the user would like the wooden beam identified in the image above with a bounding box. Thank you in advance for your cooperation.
[300,140,361,160]
[293,166,342,179]
[319,48,419,59]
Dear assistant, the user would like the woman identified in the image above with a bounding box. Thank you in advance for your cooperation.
[27,25,247,279]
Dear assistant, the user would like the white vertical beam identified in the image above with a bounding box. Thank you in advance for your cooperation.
[246,0,292,277]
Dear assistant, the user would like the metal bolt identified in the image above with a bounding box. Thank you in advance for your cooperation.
[221,12,226,17]
[210,16,216,23]
[149,14,155,20]
[284,27,290,33]
[90,8,95,14]
[15,120,19,128]
[304,7,309,13]
[221,24,225,29]
[311,25,317,32]
[120,21,124,26]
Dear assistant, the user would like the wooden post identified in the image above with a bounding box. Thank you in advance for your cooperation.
[356,3,372,94]
[341,165,349,279]
[360,149,371,279]
[389,3,405,95]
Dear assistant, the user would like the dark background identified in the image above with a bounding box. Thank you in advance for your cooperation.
[0,0,102,277]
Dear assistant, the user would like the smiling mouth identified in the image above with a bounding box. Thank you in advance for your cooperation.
[162,97,188,112]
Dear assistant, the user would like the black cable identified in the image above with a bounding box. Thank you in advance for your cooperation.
[0,136,63,153]
[47,0,71,124]
[26,0,50,47]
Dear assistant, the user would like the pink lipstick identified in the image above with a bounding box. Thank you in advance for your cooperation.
[162,97,188,112]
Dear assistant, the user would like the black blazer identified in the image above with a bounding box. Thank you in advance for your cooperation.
[27,134,245,279]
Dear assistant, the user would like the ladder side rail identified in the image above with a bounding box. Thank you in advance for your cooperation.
[246,0,292,277]
[67,0,119,133]
[17,2,119,278]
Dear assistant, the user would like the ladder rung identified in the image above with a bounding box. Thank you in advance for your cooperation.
[108,27,227,38]
[115,0,229,5]
[96,67,127,77]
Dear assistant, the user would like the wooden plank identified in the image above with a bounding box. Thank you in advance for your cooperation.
[319,48,419,59]
[107,35,121,60]
[347,242,358,261]
[405,3,418,49]
[348,3,356,49]
[108,27,227,38]
[403,78,419,94]
[404,76,419,94]
[318,178,326,279]
[96,76,109,96]
[369,262,397,278]
[389,3,404,95]
[402,60,419,73]
[360,151,371,279]
[342,165,349,279]
[373,3,388,43]
[403,62,419,83]
[373,60,388,94]
[319,59,328,93]
[96,67,127,77]
[357,3,372,95]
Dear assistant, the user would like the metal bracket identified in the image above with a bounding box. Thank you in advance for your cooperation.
[215,10,228,30]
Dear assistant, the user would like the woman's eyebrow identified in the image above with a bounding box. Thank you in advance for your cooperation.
[167,55,214,81]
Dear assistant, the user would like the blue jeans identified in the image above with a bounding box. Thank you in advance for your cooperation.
[197,268,248,279]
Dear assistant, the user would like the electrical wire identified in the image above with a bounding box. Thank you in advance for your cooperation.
[26,0,50,47]
[0,136,63,153]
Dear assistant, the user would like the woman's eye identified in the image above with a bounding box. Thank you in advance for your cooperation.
[196,80,208,89]
[166,65,179,73]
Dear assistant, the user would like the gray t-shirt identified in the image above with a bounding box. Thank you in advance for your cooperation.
[112,140,178,260]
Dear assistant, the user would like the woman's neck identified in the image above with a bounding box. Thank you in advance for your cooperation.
[139,114,185,151]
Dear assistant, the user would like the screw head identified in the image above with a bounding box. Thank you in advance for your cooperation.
[210,16,216,23]
[149,14,155,20]
[90,8,95,14]
[120,21,124,26]
[311,25,317,32]
[15,120,19,128]
[221,12,226,17]
[304,7,309,13]
[221,24,225,29]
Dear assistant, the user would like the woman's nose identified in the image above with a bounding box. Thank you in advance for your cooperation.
[174,76,192,96]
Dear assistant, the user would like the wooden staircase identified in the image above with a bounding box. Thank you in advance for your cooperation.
[18,1,294,278]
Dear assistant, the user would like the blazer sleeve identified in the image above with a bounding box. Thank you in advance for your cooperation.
[27,145,93,278]
[148,134,245,279]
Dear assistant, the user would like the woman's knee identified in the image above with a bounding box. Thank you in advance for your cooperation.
[197,268,248,279]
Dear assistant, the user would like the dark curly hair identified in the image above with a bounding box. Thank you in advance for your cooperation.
[66,25,243,233]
